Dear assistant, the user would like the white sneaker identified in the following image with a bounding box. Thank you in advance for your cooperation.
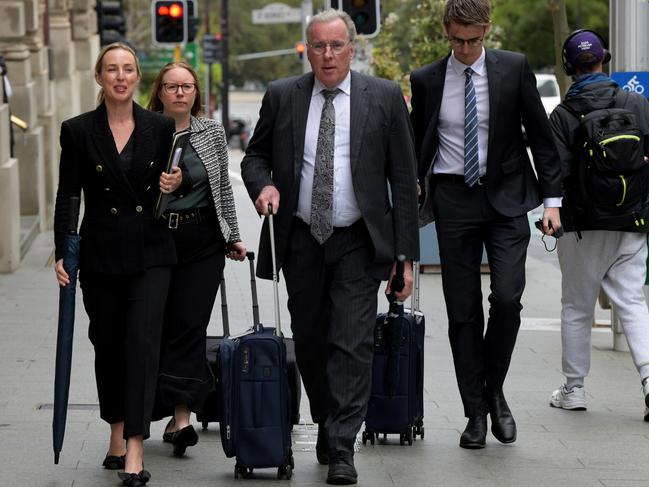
[550,384,587,410]
[642,379,649,422]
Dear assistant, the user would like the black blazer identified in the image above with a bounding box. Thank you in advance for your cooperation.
[410,49,562,225]
[54,102,176,274]
[241,71,420,280]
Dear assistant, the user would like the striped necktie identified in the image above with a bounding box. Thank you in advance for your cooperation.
[464,67,480,187]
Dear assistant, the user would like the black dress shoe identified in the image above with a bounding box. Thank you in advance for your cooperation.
[102,454,125,470]
[172,425,199,457]
[326,451,357,485]
[162,417,175,444]
[118,470,151,487]
[316,424,329,465]
[488,389,517,444]
[459,416,487,449]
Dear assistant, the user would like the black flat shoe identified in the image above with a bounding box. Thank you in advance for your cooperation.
[488,389,517,444]
[102,454,125,470]
[459,416,487,449]
[172,425,199,457]
[162,417,175,444]
[118,470,151,487]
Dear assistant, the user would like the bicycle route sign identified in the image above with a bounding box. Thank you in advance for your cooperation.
[611,71,648,98]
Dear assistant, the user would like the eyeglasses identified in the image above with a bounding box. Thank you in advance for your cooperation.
[162,83,196,94]
[307,40,351,55]
[448,36,484,47]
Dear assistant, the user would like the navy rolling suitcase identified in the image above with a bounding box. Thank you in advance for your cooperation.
[196,255,301,430]
[218,208,294,479]
[363,261,425,446]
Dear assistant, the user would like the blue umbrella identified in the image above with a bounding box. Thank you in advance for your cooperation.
[53,196,81,464]
[385,255,406,398]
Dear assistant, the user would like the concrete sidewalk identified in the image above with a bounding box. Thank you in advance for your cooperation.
[1,149,649,487]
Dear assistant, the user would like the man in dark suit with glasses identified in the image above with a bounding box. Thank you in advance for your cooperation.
[410,0,562,449]
[242,8,419,485]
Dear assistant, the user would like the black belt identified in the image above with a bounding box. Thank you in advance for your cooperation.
[293,216,363,234]
[161,206,214,229]
[433,173,485,186]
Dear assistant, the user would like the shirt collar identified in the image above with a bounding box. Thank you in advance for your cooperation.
[312,71,351,98]
[449,48,486,77]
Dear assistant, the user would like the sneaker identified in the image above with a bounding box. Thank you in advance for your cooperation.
[642,379,649,422]
[550,384,587,410]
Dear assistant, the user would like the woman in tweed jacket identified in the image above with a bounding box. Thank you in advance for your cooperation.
[147,62,246,457]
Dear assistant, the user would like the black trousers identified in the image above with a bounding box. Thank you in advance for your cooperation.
[80,266,171,439]
[282,218,381,454]
[156,212,225,418]
[433,177,530,417]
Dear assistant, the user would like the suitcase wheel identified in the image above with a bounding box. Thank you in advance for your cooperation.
[362,430,369,445]
[234,464,252,479]
[202,421,208,431]
[277,464,293,480]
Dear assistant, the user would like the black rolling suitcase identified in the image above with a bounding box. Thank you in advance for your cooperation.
[197,253,301,430]
[219,208,294,479]
[363,260,425,446]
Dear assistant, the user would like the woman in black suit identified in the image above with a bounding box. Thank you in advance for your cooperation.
[54,43,182,487]
[147,62,246,457]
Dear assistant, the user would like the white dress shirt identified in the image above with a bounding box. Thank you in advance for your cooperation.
[296,72,361,227]
[434,49,489,177]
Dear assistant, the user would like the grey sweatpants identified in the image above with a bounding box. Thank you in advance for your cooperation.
[558,230,649,385]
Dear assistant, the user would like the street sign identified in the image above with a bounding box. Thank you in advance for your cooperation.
[611,71,649,97]
[203,34,222,64]
[251,2,301,24]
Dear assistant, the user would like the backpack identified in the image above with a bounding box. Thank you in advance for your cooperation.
[561,89,649,231]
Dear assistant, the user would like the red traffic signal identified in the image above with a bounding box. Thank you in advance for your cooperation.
[296,42,305,60]
[152,0,187,44]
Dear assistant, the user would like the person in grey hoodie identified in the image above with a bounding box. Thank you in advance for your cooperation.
[547,29,649,419]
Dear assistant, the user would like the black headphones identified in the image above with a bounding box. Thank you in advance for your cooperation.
[561,29,611,76]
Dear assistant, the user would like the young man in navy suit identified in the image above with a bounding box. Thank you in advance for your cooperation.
[410,0,562,449]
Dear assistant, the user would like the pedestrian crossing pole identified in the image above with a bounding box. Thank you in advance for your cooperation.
[173,44,182,61]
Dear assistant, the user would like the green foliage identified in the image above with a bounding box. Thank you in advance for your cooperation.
[372,0,448,94]
[492,0,608,70]
[372,0,609,92]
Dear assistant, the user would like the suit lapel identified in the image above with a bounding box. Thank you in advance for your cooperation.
[129,103,154,193]
[350,71,369,176]
[485,49,502,159]
[292,73,314,182]
[91,103,137,200]
[421,56,448,159]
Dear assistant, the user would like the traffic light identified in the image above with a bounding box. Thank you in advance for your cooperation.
[186,0,199,43]
[152,0,188,45]
[330,0,380,38]
[97,0,127,46]
[296,42,305,60]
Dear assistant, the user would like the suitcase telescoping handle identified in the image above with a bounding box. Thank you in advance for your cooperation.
[246,251,260,326]
[220,277,230,336]
[411,261,420,313]
[267,203,282,337]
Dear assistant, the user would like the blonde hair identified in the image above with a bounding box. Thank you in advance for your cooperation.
[443,0,491,27]
[147,62,204,117]
[94,42,141,105]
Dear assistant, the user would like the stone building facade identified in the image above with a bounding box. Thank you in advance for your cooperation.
[0,0,99,272]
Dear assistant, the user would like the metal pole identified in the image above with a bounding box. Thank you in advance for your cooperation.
[204,0,211,115]
[220,0,229,136]
[302,0,312,74]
